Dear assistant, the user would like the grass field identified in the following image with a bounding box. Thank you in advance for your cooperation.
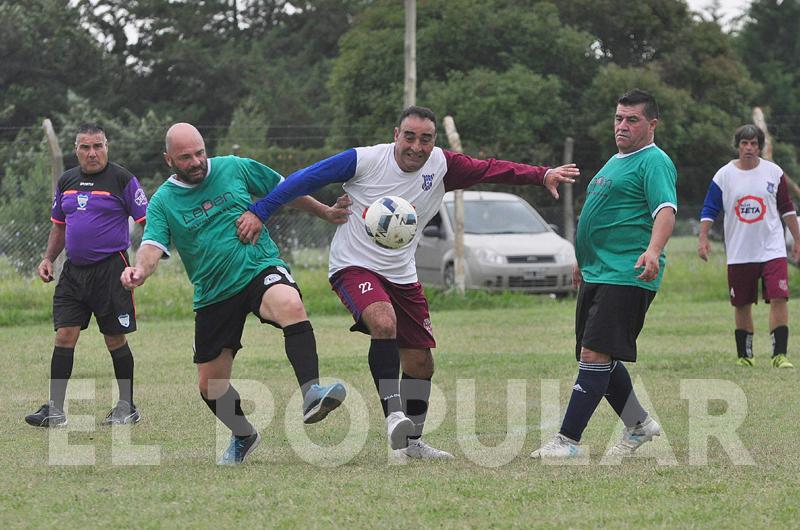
[2,237,800,528]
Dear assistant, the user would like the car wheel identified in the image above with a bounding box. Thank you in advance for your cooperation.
[443,263,455,289]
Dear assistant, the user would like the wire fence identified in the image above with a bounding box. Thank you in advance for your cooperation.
[0,197,708,279]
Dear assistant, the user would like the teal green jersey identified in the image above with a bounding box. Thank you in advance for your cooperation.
[142,156,289,309]
[576,144,677,291]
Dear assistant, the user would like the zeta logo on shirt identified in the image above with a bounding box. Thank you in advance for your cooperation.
[735,195,766,224]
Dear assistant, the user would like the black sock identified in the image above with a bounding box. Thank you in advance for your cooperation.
[49,346,75,410]
[368,339,402,417]
[110,343,134,405]
[201,385,254,437]
[605,361,647,428]
[401,372,431,439]
[772,325,788,356]
[283,321,319,395]
[559,361,612,442]
[735,329,753,359]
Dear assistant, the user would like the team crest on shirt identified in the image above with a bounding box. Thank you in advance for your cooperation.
[77,193,89,210]
[118,314,130,328]
[767,182,775,194]
[421,173,434,191]
[134,188,148,206]
[735,195,766,224]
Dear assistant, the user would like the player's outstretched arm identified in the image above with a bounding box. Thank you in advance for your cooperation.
[121,244,163,290]
[543,164,579,199]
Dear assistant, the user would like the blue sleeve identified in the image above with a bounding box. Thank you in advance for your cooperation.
[248,149,357,222]
[700,181,722,221]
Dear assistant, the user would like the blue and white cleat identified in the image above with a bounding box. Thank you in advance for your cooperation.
[530,433,583,459]
[217,432,261,466]
[605,416,662,456]
[303,383,347,424]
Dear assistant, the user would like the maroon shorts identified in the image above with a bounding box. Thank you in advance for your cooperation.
[727,258,790,306]
[330,266,435,349]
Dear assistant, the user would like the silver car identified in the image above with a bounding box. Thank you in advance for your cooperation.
[415,191,576,295]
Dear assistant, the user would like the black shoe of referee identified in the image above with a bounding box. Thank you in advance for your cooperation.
[25,401,67,428]
[101,400,141,426]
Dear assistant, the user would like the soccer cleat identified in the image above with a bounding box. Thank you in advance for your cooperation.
[530,433,583,459]
[217,432,261,465]
[400,438,454,460]
[736,357,755,367]
[606,416,662,456]
[772,354,794,369]
[303,382,347,424]
[25,402,67,428]
[386,411,415,450]
[101,400,141,426]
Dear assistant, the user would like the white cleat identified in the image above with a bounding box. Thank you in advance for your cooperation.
[606,416,662,457]
[530,433,583,459]
[386,411,415,450]
[400,438,454,460]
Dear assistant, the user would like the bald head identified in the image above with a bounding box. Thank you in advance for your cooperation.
[165,122,204,154]
[163,123,208,185]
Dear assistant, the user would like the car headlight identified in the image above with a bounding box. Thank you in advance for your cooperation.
[556,244,576,264]
[472,247,506,264]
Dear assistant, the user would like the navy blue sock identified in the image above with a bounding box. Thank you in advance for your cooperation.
[368,339,402,417]
[559,361,612,442]
[604,361,647,428]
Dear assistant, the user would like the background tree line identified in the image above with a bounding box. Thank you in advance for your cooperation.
[0,0,798,242]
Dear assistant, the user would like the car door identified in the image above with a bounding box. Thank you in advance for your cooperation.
[415,209,450,285]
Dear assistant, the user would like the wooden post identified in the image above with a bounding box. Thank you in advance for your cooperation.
[443,116,465,294]
[42,118,65,277]
[403,0,416,108]
[561,137,575,243]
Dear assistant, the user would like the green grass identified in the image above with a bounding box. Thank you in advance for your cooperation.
[2,237,800,528]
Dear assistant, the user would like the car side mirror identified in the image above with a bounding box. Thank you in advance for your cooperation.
[548,223,560,234]
[423,225,443,238]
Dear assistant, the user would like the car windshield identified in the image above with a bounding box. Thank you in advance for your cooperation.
[445,199,549,234]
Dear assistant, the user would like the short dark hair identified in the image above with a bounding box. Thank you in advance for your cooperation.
[75,123,106,143]
[397,106,437,129]
[733,124,765,150]
[618,89,659,120]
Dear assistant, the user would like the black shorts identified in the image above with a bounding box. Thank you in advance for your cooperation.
[53,252,136,335]
[575,282,656,362]
[193,265,301,364]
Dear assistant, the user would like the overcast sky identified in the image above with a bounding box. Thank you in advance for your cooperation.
[686,0,753,26]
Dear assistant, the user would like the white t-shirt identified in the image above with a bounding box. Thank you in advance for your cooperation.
[701,158,795,264]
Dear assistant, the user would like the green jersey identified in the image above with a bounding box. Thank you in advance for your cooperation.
[576,144,677,291]
[143,156,289,309]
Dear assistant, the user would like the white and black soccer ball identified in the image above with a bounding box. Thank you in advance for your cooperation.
[363,196,417,249]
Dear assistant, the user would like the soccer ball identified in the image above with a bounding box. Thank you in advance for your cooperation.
[363,196,417,249]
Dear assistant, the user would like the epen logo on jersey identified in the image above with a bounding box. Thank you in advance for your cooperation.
[421,173,433,191]
[182,191,235,223]
[735,195,766,224]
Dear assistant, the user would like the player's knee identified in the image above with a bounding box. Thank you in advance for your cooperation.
[54,327,80,348]
[367,315,397,338]
[579,347,610,363]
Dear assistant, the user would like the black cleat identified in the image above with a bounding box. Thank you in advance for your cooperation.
[25,402,67,428]
[218,432,261,465]
[101,400,141,426]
